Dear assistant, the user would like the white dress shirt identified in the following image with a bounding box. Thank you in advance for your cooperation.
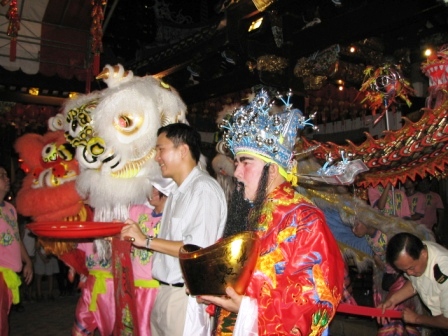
[152,166,227,284]
[407,241,448,317]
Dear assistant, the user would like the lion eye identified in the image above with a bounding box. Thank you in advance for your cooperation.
[118,115,132,128]
[42,143,58,163]
[114,114,142,134]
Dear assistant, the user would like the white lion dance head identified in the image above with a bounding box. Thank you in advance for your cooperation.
[50,64,187,260]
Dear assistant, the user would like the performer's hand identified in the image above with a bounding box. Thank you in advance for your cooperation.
[402,307,419,324]
[198,287,242,313]
[376,299,395,325]
[121,219,146,248]
[22,261,33,285]
[78,274,87,290]
[68,266,76,283]
[38,250,50,263]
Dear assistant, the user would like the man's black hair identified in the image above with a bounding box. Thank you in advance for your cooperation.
[157,123,201,163]
[386,232,425,266]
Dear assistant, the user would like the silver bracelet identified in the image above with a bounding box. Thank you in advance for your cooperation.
[145,235,154,249]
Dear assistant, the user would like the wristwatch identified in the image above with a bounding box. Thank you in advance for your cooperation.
[145,235,154,249]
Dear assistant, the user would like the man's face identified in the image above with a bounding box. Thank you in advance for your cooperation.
[155,133,182,179]
[233,153,266,202]
[0,168,10,196]
[394,249,428,277]
[418,179,431,194]
[403,179,414,188]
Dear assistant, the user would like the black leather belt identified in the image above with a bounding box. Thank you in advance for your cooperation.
[159,280,184,288]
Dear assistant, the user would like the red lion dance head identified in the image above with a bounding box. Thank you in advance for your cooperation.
[14,130,91,272]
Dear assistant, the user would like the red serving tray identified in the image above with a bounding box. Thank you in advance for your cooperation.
[27,221,125,239]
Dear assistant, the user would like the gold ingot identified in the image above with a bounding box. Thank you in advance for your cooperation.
[179,231,260,296]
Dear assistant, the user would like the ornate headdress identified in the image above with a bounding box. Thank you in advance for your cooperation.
[221,89,315,185]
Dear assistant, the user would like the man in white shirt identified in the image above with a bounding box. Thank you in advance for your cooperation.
[379,232,448,334]
[122,123,227,335]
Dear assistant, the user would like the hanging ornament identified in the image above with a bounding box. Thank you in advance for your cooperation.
[359,63,414,125]
[269,10,283,48]
[3,0,20,61]
[90,0,108,75]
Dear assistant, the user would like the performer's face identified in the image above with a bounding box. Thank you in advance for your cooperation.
[233,154,266,201]
[149,187,164,207]
[394,248,428,277]
[417,178,431,194]
[352,220,368,237]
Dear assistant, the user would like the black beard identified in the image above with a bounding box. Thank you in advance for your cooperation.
[222,164,270,238]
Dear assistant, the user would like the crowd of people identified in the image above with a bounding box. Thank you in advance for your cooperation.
[369,178,445,240]
[1,89,448,336]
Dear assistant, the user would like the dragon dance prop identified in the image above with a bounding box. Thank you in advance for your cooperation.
[359,63,414,126]
[304,46,448,187]
[422,45,448,106]
[303,101,448,188]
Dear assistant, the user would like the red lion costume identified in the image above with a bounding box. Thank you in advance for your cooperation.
[14,130,90,275]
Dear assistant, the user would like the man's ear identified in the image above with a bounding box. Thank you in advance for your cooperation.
[421,247,428,261]
[268,163,279,178]
[179,143,190,159]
